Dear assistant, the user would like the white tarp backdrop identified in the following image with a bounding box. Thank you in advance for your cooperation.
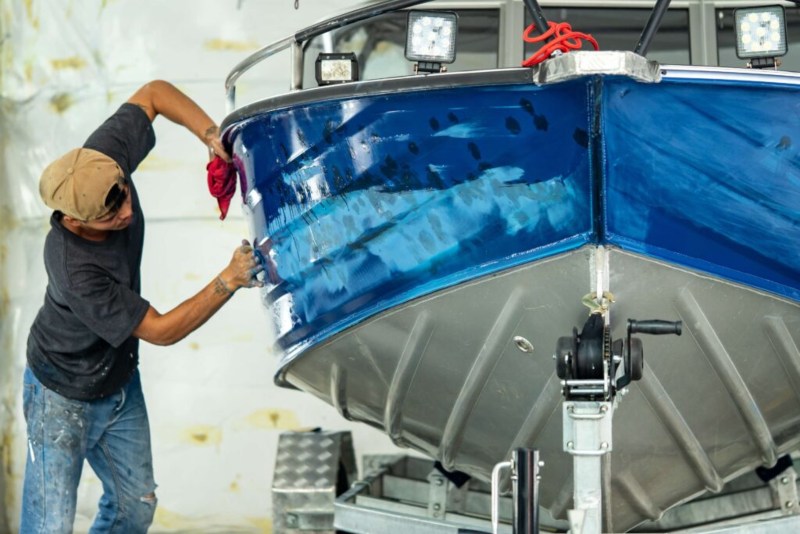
[0,1,404,532]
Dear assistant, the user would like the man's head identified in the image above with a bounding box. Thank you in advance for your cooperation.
[39,148,128,222]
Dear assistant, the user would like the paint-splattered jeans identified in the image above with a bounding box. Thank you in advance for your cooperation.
[20,367,157,534]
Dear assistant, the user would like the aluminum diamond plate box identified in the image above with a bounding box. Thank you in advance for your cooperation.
[272,430,357,533]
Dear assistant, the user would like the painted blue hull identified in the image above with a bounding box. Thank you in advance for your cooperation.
[225,67,800,361]
[604,76,800,301]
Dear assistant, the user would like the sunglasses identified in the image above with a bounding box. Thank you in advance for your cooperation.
[96,180,129,221]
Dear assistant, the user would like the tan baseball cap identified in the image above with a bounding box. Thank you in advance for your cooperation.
[39,148,126,221]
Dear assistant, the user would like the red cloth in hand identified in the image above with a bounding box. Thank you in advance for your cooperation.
[206,156,237,220]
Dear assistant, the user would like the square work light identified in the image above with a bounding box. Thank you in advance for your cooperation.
[734,5,787,60]
[315,53,359,85]
[405,11,458,66]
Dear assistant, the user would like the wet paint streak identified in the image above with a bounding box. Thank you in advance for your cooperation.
[229,81,593,355]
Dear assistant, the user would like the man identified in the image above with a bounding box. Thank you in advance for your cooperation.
[21,80,263,533]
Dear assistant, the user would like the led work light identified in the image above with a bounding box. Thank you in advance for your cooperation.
[315,53,359,85]
[734,5,787,68]
[405,11,458,73]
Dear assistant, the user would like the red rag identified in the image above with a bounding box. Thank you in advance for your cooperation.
[206,156,237,220]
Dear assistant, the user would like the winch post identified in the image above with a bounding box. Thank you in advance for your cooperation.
[555,313,681,533]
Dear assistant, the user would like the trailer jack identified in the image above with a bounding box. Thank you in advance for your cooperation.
[493,311,681,534]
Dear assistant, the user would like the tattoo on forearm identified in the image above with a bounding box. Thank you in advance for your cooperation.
[204,125,219,139]
[214,276,233,297]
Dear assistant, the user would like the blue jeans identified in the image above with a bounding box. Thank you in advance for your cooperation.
[20,367,157,533]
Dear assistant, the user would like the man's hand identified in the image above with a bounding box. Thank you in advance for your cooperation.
[205,125,231,162]
[217,239,265,294]
[134,239,265,346]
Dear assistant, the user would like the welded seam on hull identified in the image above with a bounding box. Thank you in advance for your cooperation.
[677,289,778,467]
[384,310,434,446]
[594,246,609,303]
[439,288,527,470]
[637,364,724,492]
[764,316,800,404]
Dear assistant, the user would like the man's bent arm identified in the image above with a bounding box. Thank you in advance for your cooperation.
[126,80,229,160]
[133,242,263,346]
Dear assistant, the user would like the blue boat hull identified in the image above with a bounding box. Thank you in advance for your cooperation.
[229,71,595,355]
[222,56,800,530]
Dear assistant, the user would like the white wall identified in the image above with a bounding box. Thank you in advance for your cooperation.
[0,1,404,532]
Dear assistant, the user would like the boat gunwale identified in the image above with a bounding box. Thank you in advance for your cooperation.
[221,67,537,135]
[662,63,800,85]
[221,61,800,138]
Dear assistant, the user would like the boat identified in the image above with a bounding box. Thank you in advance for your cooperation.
[220,0,800,530]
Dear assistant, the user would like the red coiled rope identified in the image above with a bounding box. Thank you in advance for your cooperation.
[522,21,599,67]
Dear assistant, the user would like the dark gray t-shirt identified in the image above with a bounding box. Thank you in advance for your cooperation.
[27,103,155,400]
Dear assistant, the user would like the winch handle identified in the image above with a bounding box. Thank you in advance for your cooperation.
[628,319,682,336]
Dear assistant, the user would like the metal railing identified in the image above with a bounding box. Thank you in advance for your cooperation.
[224,0,433,112]
[223,0,678,113]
